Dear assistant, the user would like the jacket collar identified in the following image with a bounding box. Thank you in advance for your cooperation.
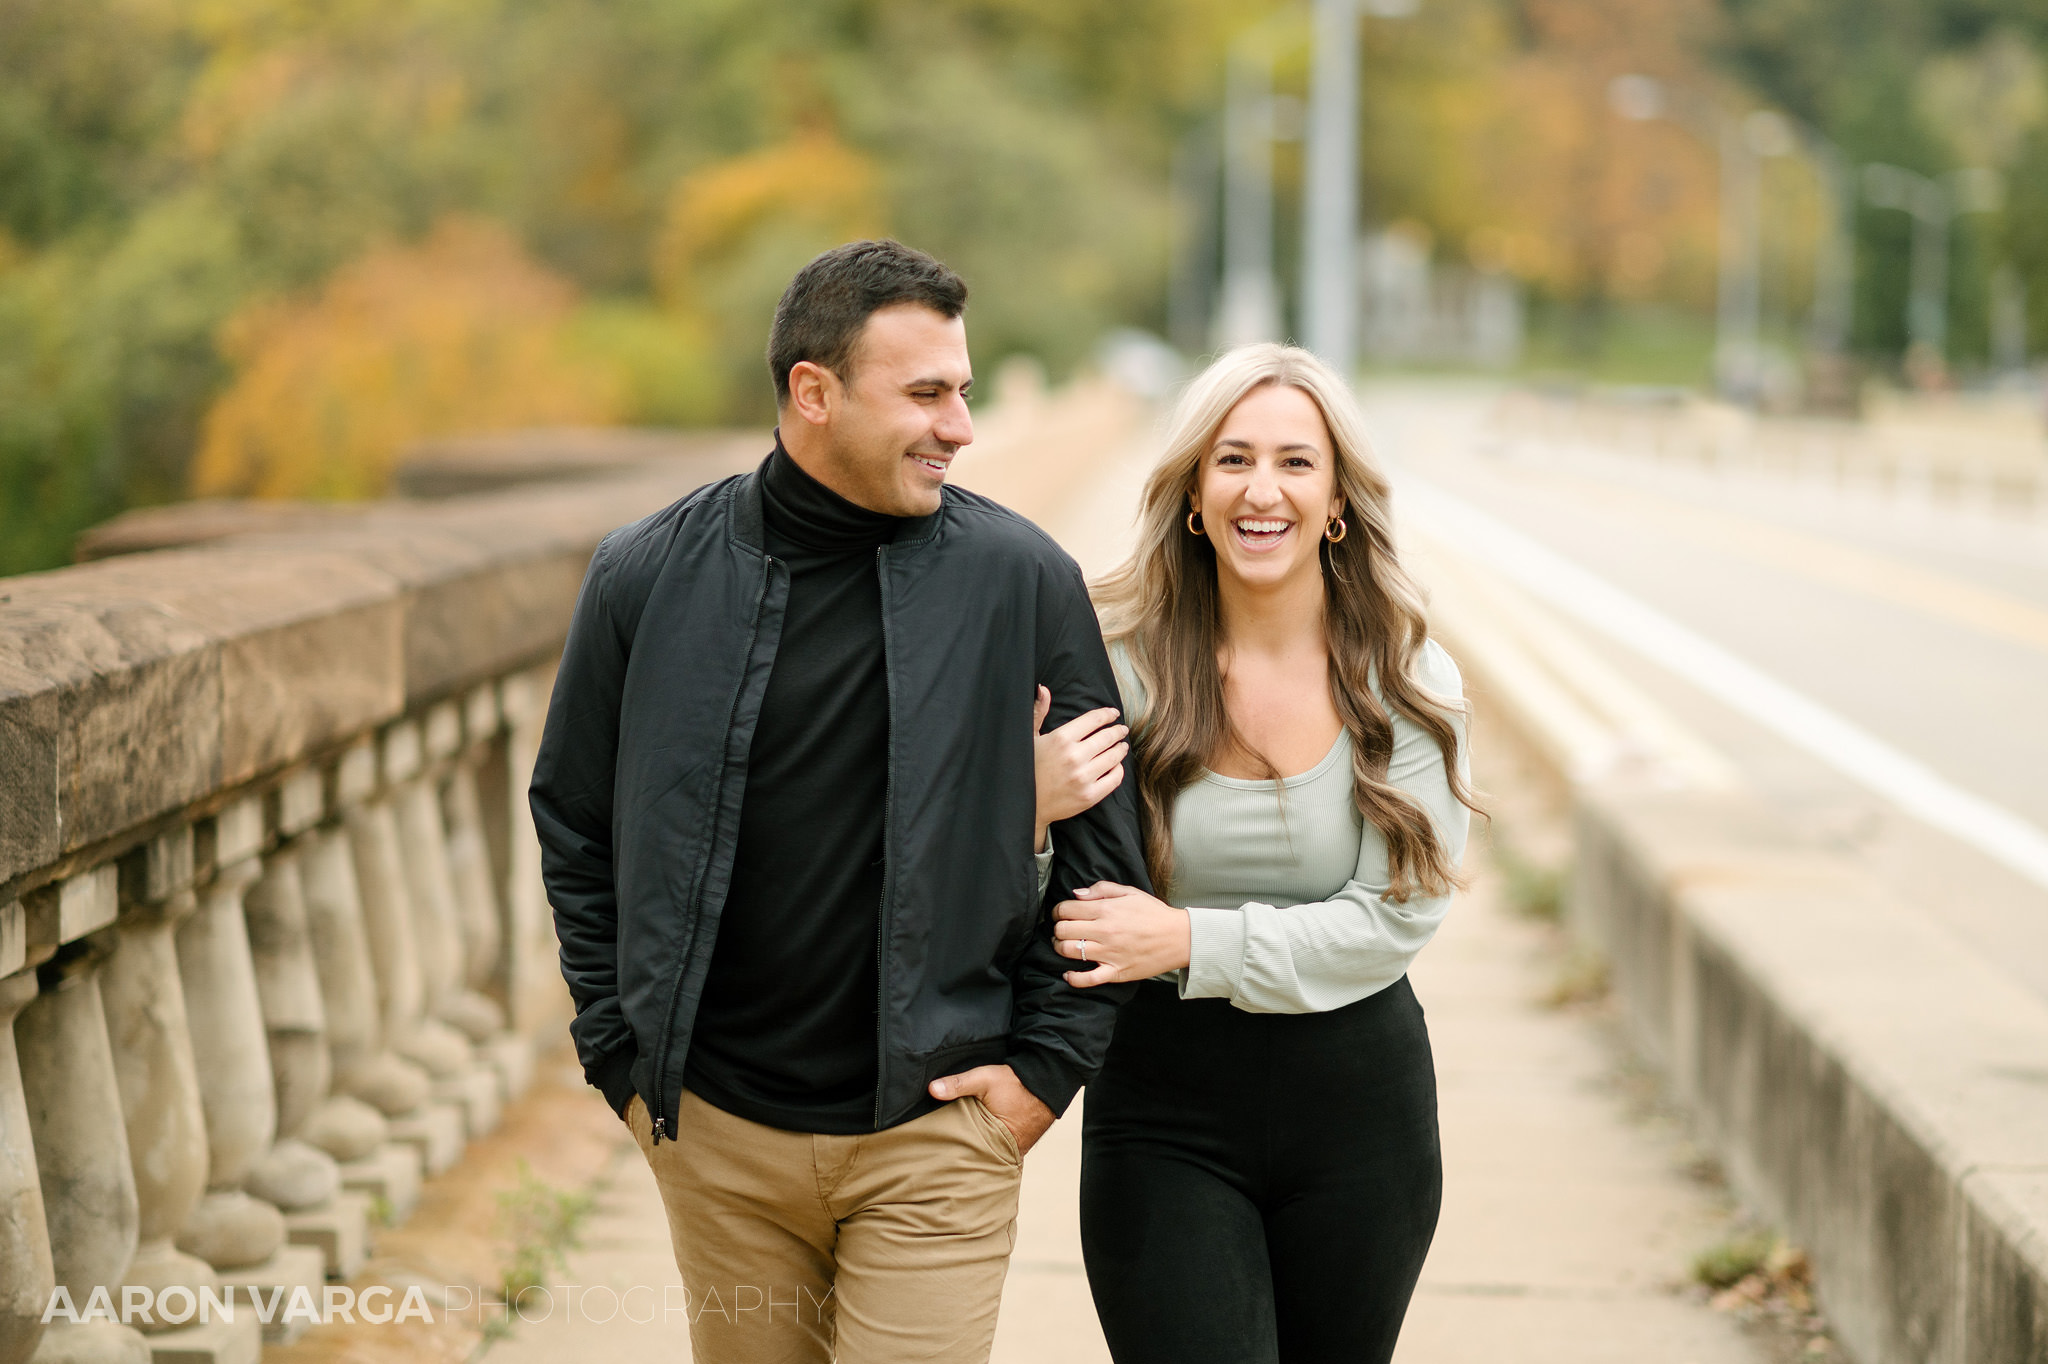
[731,454,770,553]
[729,444,944,553]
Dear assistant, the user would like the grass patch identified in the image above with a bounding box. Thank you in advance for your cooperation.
[1543,944,1609,1008]
[1495,841,1568,923]
[1693,1231,1779,1290]
[1692,1230,1832,1352]
[491,1160,597,1339]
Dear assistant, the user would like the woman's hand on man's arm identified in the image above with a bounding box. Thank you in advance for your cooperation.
[1032,685,1129,852]
[1052,883,1191,986]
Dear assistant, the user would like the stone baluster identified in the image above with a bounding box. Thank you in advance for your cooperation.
[249,772,337,1144]
[16,871,151,1364]
[242,770,371,1280]
[460,686,515,996]
[441,768,502,1003]
[345,733,458,1076]
[98,831,219,1328]
[0,954,55,1364]
[441,692,536,1102]
[400,708,501,1045]
[244,847,347,1171]
[344,734,469,1175]
[171,800,283,1273]
[498,665,571,1038]
[442,692,503,1005]
[389,713,502,1140]
[299,741,424,1219]
[174,799,326,1332]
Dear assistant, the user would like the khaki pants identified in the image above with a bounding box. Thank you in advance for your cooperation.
[625,1088,1024,1364]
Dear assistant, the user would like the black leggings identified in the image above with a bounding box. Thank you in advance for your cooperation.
[1079,977,1441,1364]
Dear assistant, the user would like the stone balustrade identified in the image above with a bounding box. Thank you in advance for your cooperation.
[0,433,759,1364]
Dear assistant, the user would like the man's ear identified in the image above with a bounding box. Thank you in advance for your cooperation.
[785,360,838,427]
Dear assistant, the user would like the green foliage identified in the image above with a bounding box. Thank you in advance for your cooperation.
[497,1160,596,1307]
[842,37,1169,384]
[0,0,1210,570]
[1692,1230,1779,1289]
[1721,0,2048,369]
[567,302,729,428]
[11,0,2048,574]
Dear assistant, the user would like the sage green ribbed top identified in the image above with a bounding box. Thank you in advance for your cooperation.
[1114,638,1471,1014]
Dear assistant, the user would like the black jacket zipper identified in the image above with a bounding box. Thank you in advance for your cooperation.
[650,552,776,1143]
[872,544,895,1128]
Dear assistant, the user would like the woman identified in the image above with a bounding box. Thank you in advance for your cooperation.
[1034,342,1477,1364]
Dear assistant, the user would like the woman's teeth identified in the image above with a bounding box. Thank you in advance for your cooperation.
[1233,518,1291,546]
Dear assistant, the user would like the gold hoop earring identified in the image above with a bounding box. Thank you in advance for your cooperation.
[1187,509,1205,536]
[1325,518,1347,544]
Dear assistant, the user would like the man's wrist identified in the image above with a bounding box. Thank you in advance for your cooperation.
[1004,1045,1084,1119]
[1034,823,1050,854]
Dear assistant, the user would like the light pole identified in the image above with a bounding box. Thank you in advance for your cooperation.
[1300,0,1361,370]
[1217,37,1283,347]
[1808,141,1856,360]
[1169,120,1223,357]
[1862,163,2002,368]
[1300,0,1416,376]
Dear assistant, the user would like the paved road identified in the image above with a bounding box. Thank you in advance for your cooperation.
[1368,382,2048,1003]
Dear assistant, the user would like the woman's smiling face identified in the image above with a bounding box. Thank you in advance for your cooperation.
[1194,382,1345,593]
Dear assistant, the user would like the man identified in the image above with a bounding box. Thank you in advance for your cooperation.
[530,238,1148,1364]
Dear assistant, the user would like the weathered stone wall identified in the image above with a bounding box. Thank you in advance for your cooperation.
[0,438,756,1364]
[1560,775,2048,1364]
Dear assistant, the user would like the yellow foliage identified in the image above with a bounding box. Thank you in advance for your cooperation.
[1468,0,1726,307]
[566,301,728,427]
[178,45,312,160]
[652,130,886,313]
[193,216,621,500]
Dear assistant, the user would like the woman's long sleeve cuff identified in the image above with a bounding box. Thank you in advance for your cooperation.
[1181,905,1248,1000]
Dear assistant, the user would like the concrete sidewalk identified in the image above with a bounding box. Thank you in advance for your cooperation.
[479,847,1770,1364]
[1396,861,1763,1363]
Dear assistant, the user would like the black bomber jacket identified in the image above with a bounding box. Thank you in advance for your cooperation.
[529,456,1149,1141]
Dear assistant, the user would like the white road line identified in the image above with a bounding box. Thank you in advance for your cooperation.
[1397,471,2048,895]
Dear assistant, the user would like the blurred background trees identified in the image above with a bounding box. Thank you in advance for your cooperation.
[2,0,2045,572]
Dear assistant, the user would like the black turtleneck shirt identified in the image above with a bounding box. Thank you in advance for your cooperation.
[682,442,904,1132]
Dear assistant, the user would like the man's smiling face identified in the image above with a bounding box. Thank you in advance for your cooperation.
[798,303,974,517]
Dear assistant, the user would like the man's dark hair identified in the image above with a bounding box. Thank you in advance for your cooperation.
[768,239,968,404]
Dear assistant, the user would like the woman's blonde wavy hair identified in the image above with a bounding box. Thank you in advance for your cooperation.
[1091,342,1477,901]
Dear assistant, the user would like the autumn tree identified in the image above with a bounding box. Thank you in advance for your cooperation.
[193,218,619,500]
